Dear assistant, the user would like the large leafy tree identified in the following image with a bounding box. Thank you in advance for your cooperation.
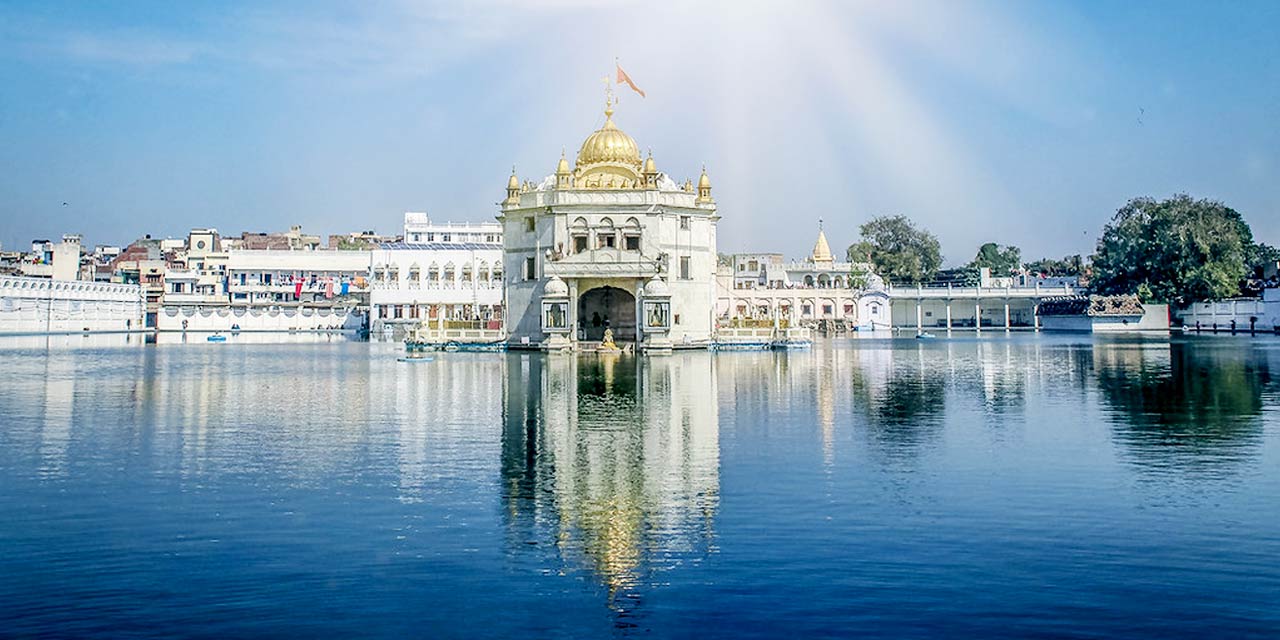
[968,242,1022,276]
[1026,254,1083,277]
[1247,242,1280,277]
[847,215,942,284]
[1091,195,1253,304]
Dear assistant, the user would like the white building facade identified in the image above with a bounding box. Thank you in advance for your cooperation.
[369,241,505,334]
[403,212,502,245]
[0,275,144,334]
[716,230,889,330]
[225,250,371,305]
[501,98,719,352]
[158,249,370,332]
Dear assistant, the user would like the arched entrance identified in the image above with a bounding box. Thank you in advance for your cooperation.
[578,286,637,342]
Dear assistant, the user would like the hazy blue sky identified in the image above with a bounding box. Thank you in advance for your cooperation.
[1,0,1277,265]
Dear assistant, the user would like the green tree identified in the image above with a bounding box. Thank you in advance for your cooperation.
[1026,254,1083,277]
[847,262,874,289]
[337,238,373,251]
[968,242,1022,275]
[1091,195,1253,304]
[846,215,942,284]
[1247,242,1280,278]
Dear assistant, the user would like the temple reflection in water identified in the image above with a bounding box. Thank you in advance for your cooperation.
[4,333,1279,636]
[501,352,720,605]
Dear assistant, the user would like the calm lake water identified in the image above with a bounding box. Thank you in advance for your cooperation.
[1,333,1278,638]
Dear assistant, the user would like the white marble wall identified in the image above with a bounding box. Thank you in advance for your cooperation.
[157,305,365,332]
[0,276,144,335]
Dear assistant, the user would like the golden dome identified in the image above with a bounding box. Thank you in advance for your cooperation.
[556,150,570,174]
[507,168,519,190]
[643,151,656,174]
[698,166,711,189]
[576,103,640,169]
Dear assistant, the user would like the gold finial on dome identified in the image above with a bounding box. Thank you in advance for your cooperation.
[696,165,713,203]
[641,149,658,188]
[555,149,571,189]
[504,166,520,205]
[574,95,642,189]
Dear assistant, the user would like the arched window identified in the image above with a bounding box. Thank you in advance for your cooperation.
[803,275,814,287]
[596,217,617,249]
[623,217,642,251]
[571,217,589,254]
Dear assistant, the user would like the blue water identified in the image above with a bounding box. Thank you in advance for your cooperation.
[1,333,1278,638]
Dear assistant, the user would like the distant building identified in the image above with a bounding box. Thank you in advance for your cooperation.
[369,238,504,334]
[0,249,21,276]
[328,230,402,250]
[160,244,369,332]
[225,249,370,306]
[164,228,228,306]
[716,228,887,329]
[87,246,122,282]
[236,225,322,251]
[109,236,180,327]
[20,235,83,281]
[402,212,501,245]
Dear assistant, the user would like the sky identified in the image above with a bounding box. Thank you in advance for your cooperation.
[1,0,1277,266]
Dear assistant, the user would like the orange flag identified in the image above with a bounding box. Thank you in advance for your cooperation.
[616,63,645,98]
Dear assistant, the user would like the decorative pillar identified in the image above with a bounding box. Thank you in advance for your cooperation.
[975,299,982,333]
[916,300,923,332]
[1004,301,1011,330]
[540,276,572,352]
[946,301,952,331]
[568,279,580,343]
[641,276,673,354]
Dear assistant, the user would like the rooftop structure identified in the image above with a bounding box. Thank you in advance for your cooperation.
[402,212,501,245]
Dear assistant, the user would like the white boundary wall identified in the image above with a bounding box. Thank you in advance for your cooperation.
[1041,304,1170,334]
[1176,292,1279,330]
[0,275,144,334]
[158,305,366,332]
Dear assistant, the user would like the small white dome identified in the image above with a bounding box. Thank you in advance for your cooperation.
[544,276,568,297]
[644,277,670,297]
